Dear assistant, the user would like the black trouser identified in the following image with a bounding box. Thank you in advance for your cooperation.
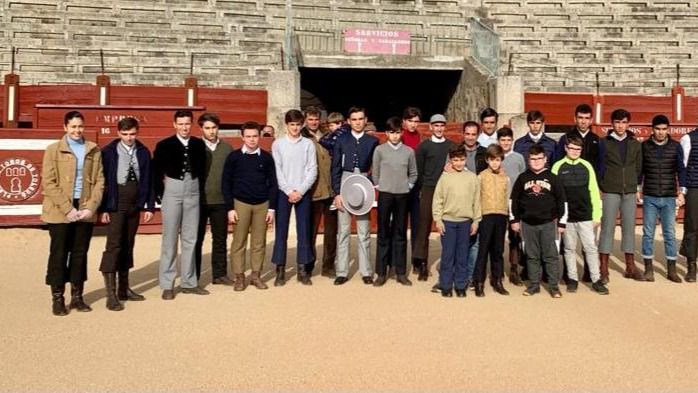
[375,192,409,276]
[194,203,229,280]
[475,214,507,283]
[308,197,338,271]
[681,188,698,262]
[100,181,140,273]
[46,200,94,286]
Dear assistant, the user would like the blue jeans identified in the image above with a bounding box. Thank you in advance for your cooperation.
[642,195,677,260]
[468,233,478,283]
[439,220,472,291]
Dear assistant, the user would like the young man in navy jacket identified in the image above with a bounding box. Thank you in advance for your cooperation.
[99,117,154,311]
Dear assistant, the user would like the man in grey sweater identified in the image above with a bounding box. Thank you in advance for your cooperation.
[372,117,418,286]
[194,113,234,284]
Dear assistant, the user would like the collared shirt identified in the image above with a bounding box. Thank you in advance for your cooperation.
[610,132,628,142]
[176,134,190,146]
[204,138,220,152]
[431,135,446,143]
[680,133,691,167]
[388,141,402,151]
[242,145,261,155]
[477,132,497,147]
[528,132,543,143]
[352,130,365,141]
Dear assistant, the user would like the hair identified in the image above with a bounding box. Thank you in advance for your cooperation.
[385,116,402,132]
[526,110,545,123]
[575,104,593,116]
[284,109,304,124]
[652,114,670,128]
[327,112,344,123]
[304,106,322,119]
[174,109,193,121]
[486,144,504,160]
[402,106,422,120]
[463,120,480,133]
[117,117,139,131]
[64,111,84,125]
[197,112,220,127]
[347,106,366,118]
[262,124,274,131]
[611,108,631,122]
[528,144,546,157]
[241,121,261,136]
[449,143,467,159]
[496,126,514,139]
[480,107,498,121]
[566,135,584,147]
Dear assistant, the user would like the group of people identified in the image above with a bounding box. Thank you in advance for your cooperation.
[40,103,698,315]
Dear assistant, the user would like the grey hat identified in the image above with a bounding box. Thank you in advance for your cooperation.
[340,174,376,216]
[430,114,447,124]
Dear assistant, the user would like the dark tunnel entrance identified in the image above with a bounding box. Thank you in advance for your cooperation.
[300,67,462,129]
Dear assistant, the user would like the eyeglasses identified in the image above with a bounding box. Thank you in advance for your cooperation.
[530,156,545,161]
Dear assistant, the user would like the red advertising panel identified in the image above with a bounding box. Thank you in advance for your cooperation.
[343,29,411,55]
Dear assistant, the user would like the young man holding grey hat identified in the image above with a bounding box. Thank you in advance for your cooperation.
[332,106,380,285]
[372,117,418,286]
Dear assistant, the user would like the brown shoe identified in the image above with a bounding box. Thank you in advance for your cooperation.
[623,253,645,281]
[249,271,268,290]
[234,274,247,291]
[599,253,610,284]
[508,248,523,286]
[667,260,683,283]
[161,289,175,300]
[643,258,655,282]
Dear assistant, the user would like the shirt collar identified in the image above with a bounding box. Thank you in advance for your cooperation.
[242,145,261,155]
[528,132,543,142]
[176,134,189,146]
[120,141,135,153]
[610,132,627,142]
[431,135,445,143]
[204,138,220,151]
[389,142,402,150]
[577,129,590,138]
[351,130,365,140]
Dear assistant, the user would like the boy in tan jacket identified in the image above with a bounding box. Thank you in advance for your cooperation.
[473,145,510,297]
[432,144,481,297]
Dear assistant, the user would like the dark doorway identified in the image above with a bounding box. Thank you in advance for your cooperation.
[300,67,461,129]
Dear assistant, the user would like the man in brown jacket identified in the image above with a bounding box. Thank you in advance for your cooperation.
[42,111,105,316]
[302,107,337,277]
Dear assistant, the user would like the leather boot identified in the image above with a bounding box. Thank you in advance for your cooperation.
[474,282,485,297]
[581,258,592,283]
[599,253,610,284]
[274,265,286,287]
[103,273,123,311]
[623,253,645,281]
[667,260,682,283]
[643,258,655,282]
[118,271,145,301]
[492,279,510,295]
[686,260,697,283]
[234,273,247,291]
[508,248,523,286]
[68,283,92,312]
[51,284,68,316]
[298,268,312,285]
[249,271,268,289]
[417,260,429,281]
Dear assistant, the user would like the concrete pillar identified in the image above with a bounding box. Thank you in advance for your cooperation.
[266,70,300,137]
[495,75,525,138]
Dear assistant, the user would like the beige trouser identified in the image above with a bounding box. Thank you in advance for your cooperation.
[230,199,269,274]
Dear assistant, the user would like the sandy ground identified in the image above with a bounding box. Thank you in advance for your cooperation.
[2,225,698,393]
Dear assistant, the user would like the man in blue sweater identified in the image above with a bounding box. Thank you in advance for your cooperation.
[332,106,379,285]
[514,110,557,167]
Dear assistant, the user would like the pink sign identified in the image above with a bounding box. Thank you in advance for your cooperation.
[343,29,411,55]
